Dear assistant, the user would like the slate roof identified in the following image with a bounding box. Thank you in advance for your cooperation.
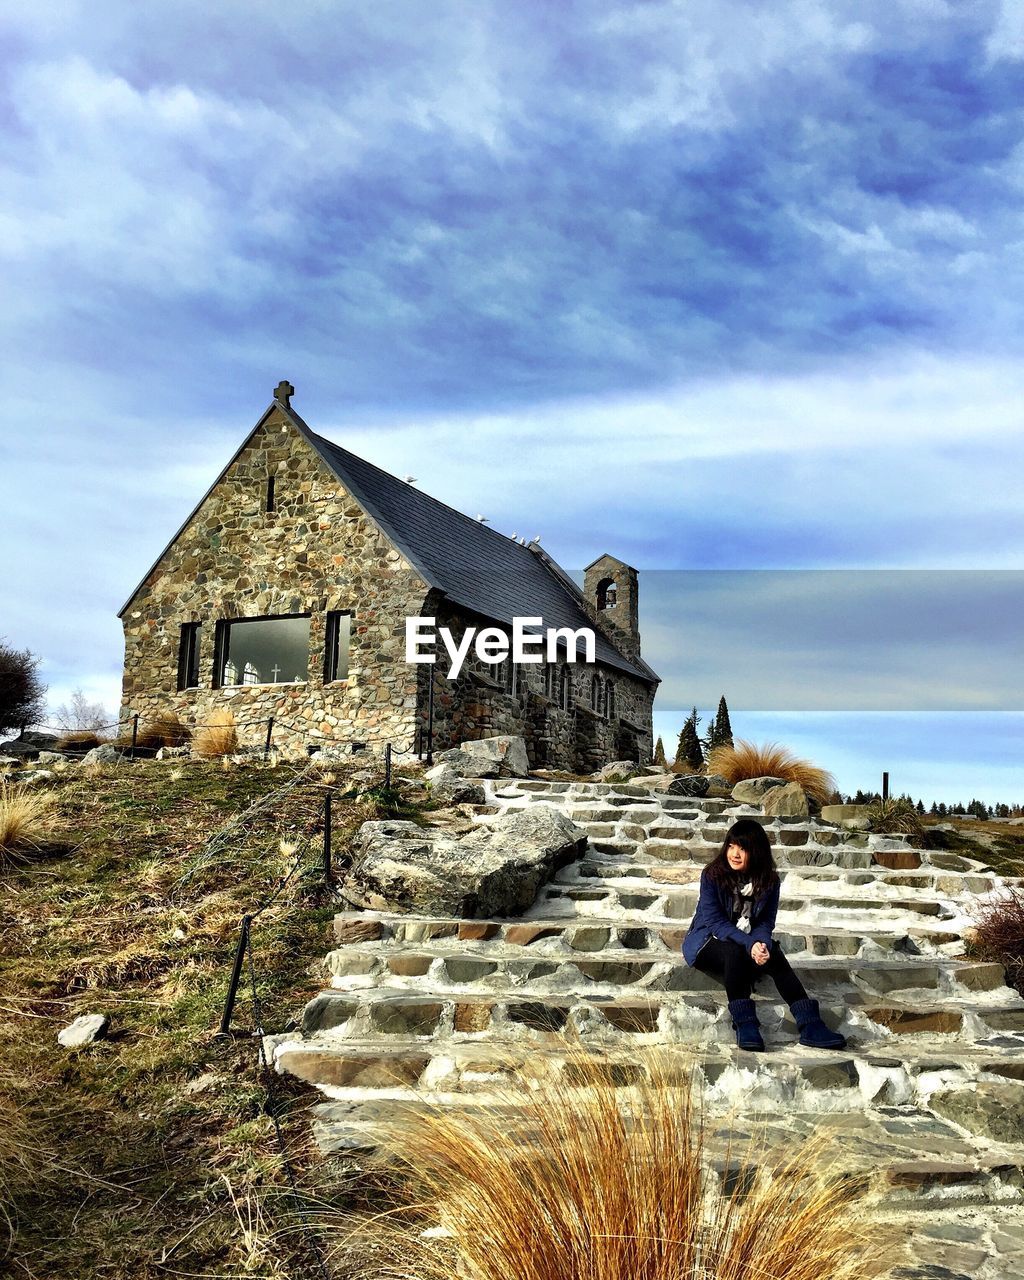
[120,398,659,685]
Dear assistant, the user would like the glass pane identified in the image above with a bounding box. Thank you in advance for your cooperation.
[333,612,351,681]
[223,616,310,685]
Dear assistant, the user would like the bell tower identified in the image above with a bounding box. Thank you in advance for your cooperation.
[583,554,640,661]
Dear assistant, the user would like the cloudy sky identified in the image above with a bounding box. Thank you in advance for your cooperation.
[2,0,1022,804]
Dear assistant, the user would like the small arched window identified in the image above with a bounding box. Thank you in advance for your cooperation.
[559,666,573,711]
[596,577,617,610]
[591,674,602,711]
[605,680,616,720]
[266,474,276,513]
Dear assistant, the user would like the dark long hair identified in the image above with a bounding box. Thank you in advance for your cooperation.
[705,818,779,898]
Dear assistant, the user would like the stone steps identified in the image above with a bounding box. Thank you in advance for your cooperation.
[277,774,1024,1255]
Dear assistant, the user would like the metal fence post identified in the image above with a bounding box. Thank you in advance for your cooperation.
[323,790,333,882]
[882,771,889,801]
[385,741,392,789]
[264,716,275,760]
[130,713,139,760]
[219,914,252,1035]
[426,671,434,766]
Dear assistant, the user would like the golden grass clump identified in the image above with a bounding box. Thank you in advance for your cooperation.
[0,786,56,861]
[706,739,836,806]
[136,712,191,751]
[345,1045,880,1280]
[193,708,238,759]
[865,796,924,839]
[53,730,102,751]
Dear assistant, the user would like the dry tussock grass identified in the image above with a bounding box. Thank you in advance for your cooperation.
[137,712,191,751]
[972,886,1024,996]
[0,785,57,861]
[194,708,238,758]
[706,739,836,806]
[338,1045,881,1280]
[54,730,103,751]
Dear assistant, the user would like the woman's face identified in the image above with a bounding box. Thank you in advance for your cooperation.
[726,842,750,874]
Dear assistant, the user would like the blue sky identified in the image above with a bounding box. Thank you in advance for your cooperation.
[2,1,1023,804]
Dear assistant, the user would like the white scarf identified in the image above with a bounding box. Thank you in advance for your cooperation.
[732,879,755,933]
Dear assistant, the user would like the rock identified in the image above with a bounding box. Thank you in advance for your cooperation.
[36,751,66,764]
[760,781,809,818]
[82,744,123,766]
[425,764,487,805]
[0,733,58,760]
[731,776,788,804]
[433,748,498,779]
[22,770,54,785]
[595,760,637,781]
[453,735,530,778]
[820,803,872,830]
[635,772,708,796]
[343,803,587,917]
[929,1084,1024,1144]
[58,1014,109,1048]
[156,745,190,760]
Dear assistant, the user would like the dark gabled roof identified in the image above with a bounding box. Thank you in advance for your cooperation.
[120,398,659,685]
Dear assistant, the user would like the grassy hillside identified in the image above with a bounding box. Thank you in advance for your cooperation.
[1,756,431,1279]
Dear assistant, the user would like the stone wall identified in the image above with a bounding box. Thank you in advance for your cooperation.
[415,597,655,770]
[120,409,430,755]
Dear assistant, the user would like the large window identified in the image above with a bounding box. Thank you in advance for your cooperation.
[324,610,351,682]
[177,622,201,691]
[214,615,310,687]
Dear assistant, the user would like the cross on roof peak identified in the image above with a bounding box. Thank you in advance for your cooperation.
[274,380,295,407]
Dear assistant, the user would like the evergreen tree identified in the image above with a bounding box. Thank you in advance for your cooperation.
[705,695,734,753]
[938,802,947,816]
[929,801,938,815]
[675,707,704,773]
[916,799,925,814]
[0,639,45,736]
[653,736,666,767]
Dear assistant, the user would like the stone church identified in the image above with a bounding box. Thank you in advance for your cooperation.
[119,382,660,770]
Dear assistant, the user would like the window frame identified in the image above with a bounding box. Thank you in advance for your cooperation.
[176,622,202,691]
[212,612,312,689]
[324,609,353,683]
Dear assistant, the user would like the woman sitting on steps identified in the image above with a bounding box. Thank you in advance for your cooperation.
[681,817,847,1052]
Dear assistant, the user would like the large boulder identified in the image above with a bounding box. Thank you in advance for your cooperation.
[595,760,638,781]
[761,782,810,818]
[82,744,123,766]
[930,1084,1024,1144]
[635,772,709,797]
[820,803,872,831]
[459,735,530,777]
[731,776,788,804]
[343,803,587,917]
[424,763,487,805]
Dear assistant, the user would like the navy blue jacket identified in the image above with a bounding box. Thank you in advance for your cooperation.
[681,867,781,966]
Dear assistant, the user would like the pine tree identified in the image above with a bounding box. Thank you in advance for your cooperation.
[929,801,938,815]
[653,736,666,767]
[705,695,733,753]
[916,799,925,814]
[675,707,704,773]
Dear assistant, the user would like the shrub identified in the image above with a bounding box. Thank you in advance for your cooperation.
[193,708,238,759]
[53,731,102,752]
[972,887,1024,997]
[706,739,836,806]
[354,1044,879,1280]
[865,797,924,839]
[136,713,190,751]
[0,786,56,862]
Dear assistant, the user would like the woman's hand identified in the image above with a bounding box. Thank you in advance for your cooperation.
[751,941,770,966]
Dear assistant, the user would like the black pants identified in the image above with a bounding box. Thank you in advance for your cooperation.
[693,937,808,1005]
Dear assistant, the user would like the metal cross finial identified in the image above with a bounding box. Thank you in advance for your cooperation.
[274,380,295,406]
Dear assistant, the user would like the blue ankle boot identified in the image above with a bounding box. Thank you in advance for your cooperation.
[790,997,846,1049]
[728,998,765,1052]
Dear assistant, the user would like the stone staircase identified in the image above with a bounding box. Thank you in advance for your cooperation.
[272,778,1024,1278]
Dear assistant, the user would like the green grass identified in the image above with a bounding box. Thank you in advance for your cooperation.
[1,756,434,1279]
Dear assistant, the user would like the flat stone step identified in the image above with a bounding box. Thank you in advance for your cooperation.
[296,984,1024,1046]
[332,910,965,956]
[323,942,1009,1001]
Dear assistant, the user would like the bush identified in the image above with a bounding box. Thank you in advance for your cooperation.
[865,797,924,839]
[0,641,45,737]
[706,739,836,806]
[357,1043,879,1280]
[136,713,190,751]
[54,731,102,752]
[0,786,56,862]
[193,709,237,759]
[972,887,1024,997]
